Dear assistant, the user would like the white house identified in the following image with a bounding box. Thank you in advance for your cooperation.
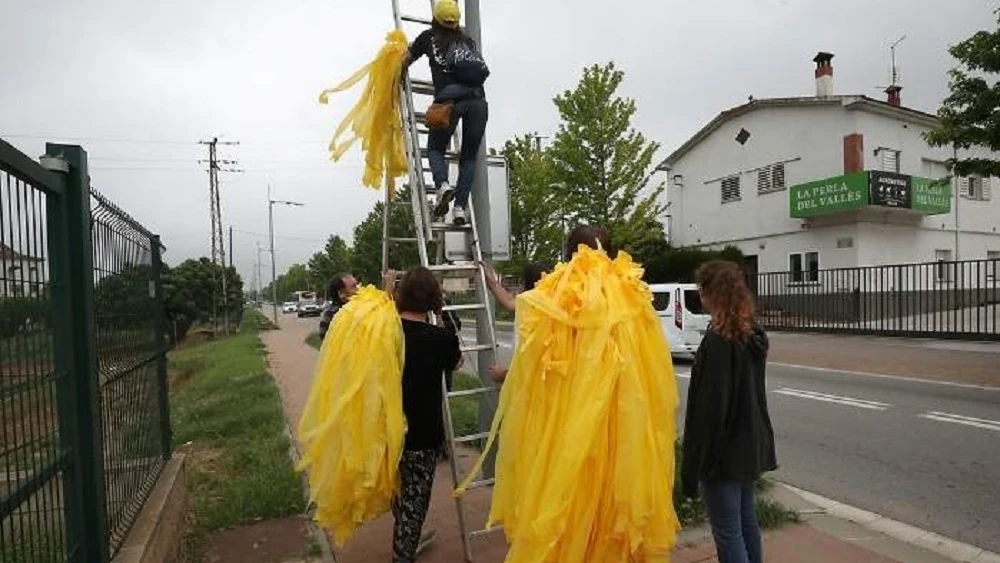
[658,52,1000,285]
[0,243,44,298]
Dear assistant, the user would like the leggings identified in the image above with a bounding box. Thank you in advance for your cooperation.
[391,449,439,563]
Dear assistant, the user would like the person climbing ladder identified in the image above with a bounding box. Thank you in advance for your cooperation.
[403,0,490,226]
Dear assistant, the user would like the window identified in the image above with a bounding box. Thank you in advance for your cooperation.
[757,162,786,194]
[651,291,671,311]
[960,176,992,201]
[988,251,1000,281]
[684,290,705,314]
[935,249,953,282]
[878,148,901,173]
[789,251,820,283]
[721,175,741,203]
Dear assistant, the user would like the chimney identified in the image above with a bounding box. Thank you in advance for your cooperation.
[885,84,902,107]
[813,52,834,97]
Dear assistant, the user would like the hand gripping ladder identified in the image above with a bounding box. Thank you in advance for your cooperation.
[384,1,501,561]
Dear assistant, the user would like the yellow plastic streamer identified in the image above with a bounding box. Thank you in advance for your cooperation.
[296,285,406,546]
[319,29,409,198]
[457,246,681,562]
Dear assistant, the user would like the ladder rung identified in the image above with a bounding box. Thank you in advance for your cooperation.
[401,14,433,25]
[431,221,472,231]
[414,111,426,122]
[461,343,493,353]
[428,263,479,273]
[448,386,491,398]
[388,237,419,243]
[454,431,491,444]
[470,526,503,539]
[442,302,485,313]
[420,147,460,160]
[410,79,435,96]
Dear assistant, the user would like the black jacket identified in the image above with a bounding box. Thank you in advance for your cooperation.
[317,300,345,338]
[681,326,777,498]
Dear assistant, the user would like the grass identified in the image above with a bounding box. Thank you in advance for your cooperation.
[305,332,323,350]
[169,308,304,538]
[0,528,63,563]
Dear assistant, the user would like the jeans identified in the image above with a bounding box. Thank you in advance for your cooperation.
[427,97,488,208]
[702,481,763,563]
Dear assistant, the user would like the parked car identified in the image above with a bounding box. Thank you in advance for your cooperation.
[297,300,322,318]
[649,283,710,358]
[282,301,298,314]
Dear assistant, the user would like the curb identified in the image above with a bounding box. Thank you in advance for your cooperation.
[780,483,1000,563]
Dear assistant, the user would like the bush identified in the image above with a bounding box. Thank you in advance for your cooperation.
[0,297,50,339]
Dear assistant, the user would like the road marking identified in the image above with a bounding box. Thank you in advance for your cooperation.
[770,362,999,392]
[773,387,891,410]
[919,411,1000,432]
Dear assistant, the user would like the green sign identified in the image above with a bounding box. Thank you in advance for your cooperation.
[790,171,951,218]
[790,172,868,218]
[911,176,952,214]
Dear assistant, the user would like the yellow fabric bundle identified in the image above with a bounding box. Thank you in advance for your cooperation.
[319,29,409,198]
[297,286,406,546]
[458,246,681,562]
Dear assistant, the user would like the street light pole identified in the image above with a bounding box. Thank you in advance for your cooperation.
[267,183,304,324]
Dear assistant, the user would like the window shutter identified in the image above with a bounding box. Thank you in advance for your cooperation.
[958,176,972,199]
[757,166,771,193]
[983,177,994,201]
[772,162,786,190]
[881,149,899,173]
[721,175,741,203]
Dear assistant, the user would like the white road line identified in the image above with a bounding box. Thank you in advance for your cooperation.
[919,411,1000,432]
[770,362,999,392]
[773,387,891,410]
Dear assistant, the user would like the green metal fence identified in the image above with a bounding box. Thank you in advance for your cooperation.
[0,138,170,563]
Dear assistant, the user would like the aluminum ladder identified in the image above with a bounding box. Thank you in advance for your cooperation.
[383,1,501,561]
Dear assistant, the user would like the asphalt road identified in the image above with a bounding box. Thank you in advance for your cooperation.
[459,325,1000,554]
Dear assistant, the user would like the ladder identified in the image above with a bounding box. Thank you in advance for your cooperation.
[384,1,501,561]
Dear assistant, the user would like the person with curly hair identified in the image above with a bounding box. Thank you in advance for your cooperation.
[681,260,777,563]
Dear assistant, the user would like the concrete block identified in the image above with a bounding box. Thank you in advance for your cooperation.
[112,454,187,563]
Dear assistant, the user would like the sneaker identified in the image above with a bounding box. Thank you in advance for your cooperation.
[451,205,467,226]
[415,529,437,556]
[433,184,455,218]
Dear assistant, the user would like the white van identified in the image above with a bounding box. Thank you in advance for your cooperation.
[649,283,711,357]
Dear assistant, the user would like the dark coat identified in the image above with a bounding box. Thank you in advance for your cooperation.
[681,326,777,498]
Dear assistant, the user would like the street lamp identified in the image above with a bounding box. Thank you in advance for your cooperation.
[267,184,304,322]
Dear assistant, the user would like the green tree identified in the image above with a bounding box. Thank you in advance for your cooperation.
[161,258,244,341]
[502,134,565,271]
[352,185,422,285]
[308,235,354,293]
[925,12,1000,177]
[549,62,666,250]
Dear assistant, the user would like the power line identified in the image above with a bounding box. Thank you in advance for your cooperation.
[200,136,242,334]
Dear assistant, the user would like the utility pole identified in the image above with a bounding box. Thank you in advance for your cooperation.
[257,242,265,308]
[463,0,497,479]
[532,134,548,152]
[228,225,233,269]
[199,136,241,335]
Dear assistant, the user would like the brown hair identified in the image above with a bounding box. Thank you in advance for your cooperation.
[395,267,444,314]
[696,260,755,342]
[565,225,612,259]
[523,261,552,291]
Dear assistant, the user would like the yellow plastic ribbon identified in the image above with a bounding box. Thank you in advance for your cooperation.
[297,285,406,546]
[457,246,682,562]
[319,29,409,198]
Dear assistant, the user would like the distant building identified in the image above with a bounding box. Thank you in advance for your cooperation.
[658,52,1000,283]
[0,243,44,298]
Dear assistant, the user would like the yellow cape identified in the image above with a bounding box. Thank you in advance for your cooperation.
[296,285,406,546]
[459,246,681,562]
[319,29,409,198]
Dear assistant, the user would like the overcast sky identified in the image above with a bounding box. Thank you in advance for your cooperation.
[2,0,995,287]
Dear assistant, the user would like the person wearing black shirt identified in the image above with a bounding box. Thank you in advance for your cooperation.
[403,0,489,226]
[682,261,777,563]
[390,267,461,563]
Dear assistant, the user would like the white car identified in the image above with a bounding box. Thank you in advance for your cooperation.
[649,283,711,358]
[282,301,298,314]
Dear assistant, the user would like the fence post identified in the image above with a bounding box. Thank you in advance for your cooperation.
[42,143,109,563]
[150,235,172,459]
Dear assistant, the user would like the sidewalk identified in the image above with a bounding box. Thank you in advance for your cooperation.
[261,313,970,563]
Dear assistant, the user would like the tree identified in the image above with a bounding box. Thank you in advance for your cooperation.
[352,185,422,285]
[161,258,244,341]
[925,12,1000,177]
[308,235,354,294]
[549,62,667,251]
[501,134,565,271]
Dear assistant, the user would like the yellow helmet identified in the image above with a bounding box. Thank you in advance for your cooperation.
[433,0,461,28]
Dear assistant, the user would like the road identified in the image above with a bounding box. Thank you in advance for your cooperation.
[459,324,1000,554]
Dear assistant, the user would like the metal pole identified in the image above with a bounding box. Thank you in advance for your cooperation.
[257,241,264,308]
[463,0,497,479]
[269,186,278,323]
[953,144,960,261]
